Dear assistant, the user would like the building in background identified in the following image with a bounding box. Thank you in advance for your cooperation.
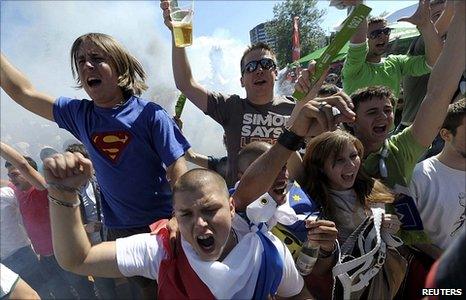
[249,21,277,50]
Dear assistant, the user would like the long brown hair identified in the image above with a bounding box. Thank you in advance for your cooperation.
[302,130,393,219]
[70,33,148,98]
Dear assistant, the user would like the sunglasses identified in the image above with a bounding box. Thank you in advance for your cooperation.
[241,58,276,74]
[378,140,389,178]
[369,27,391,39]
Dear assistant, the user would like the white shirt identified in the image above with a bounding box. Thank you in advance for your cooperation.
[0,187,31,259]
[116,214,304,299]
[409,157,466,249]
[0,264,19,298]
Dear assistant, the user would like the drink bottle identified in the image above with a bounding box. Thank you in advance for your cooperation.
[295,240,320,276]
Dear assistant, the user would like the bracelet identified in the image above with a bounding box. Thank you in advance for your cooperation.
[48,195,80,208]
[46,183,80,194]
[277,129,305,151]
[319,242,337,258]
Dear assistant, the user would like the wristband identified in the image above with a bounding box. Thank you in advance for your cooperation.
[48,195,80,208]
[277,129,305,151]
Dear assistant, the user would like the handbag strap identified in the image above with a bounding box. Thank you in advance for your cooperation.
[332,207,386,300]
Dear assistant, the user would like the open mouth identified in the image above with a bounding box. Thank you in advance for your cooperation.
[341,172,355,181]
[197,234,215,251]
[253,79,267,86]
[373,125,387,134]
[376,42,386,49]
[270,181,288,204]
[272,181,287,196]
[87,78,102,87]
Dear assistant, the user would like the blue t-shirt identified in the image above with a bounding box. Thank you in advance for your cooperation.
[53,96,190,228]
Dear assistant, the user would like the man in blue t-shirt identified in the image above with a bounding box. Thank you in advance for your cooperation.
[1,33,189,298]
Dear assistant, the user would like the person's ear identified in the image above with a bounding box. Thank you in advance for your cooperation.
[240,76,245,87]
[229,197,235,217]
[439,128,452,142]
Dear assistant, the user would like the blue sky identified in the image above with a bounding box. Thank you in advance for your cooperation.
[190,0,418,44]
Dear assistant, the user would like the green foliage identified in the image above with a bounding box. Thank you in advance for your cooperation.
[267,0,327,68]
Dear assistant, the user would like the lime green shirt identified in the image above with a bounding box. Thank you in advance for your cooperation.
[363,126,429,244]
[363,126,426,189]
[342,42,431,97]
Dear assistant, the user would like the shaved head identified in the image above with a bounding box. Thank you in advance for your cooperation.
[237,141,272,174]
[173,168,229,203]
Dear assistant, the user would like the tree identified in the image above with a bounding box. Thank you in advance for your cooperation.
[267,0,326,68]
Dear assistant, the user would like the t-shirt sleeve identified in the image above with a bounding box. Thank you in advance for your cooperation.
[53,96,84,140]
[395,54,432,77]
[408,163,424,207]
[272,235,304,297]
[0,264,19,298]
[342,42,368,78]
[206,92,232,126]
[390,126,427,184]
[116,233,166,280]
[151,108,191,167]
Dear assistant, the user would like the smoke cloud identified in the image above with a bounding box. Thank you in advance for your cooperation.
[1,1,249,176]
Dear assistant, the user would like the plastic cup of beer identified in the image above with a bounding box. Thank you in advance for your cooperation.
[171,4,193,48]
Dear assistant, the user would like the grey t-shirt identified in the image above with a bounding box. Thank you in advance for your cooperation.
[206,92,295,186]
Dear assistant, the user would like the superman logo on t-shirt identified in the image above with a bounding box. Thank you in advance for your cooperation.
[91,131,132,163]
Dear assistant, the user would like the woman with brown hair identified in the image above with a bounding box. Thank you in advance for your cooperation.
[299,129,397,245]
[235,128,405,299]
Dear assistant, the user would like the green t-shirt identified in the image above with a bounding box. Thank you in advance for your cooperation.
[363,126,426,189]
[363,126,429,244]
[342,42,431,98]
[401,37,429,126]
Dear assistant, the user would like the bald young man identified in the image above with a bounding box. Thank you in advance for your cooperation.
[45,153,311,299]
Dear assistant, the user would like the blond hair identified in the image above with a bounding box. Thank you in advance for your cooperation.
[70,33,148,98]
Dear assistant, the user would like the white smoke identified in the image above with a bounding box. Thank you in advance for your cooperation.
[1,1,248,176]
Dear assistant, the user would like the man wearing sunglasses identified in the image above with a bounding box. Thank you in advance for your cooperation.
[342,0,442,100]
[161,0,295,187]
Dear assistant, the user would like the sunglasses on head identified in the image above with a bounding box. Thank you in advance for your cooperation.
[369,27,391,39]
[241,58,276,74]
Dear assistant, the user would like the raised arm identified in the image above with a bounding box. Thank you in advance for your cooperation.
[341,1,368,84]
[44,152,122,278]
[166,156,188,189]
[0,53,55,121]
[160,0,210,112]
[233,143,293,211]
[0,142,46,190]
[398,0,442,67]
[185,148,209,168]
[434,0,454,38]
[411,2,465,147]
[233,96,355,211]
[350,17,367,45]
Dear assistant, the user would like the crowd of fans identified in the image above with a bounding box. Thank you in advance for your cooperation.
[0,0,464,299]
